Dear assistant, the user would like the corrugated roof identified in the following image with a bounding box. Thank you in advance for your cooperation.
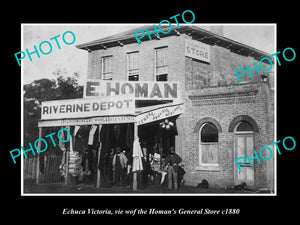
[76,25,273,63]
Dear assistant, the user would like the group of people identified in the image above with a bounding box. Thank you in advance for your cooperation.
[101,146,129,187]
[102,146,152,188]
[79,144,184,190]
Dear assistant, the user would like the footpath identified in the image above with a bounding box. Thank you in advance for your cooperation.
[23,181,266,194]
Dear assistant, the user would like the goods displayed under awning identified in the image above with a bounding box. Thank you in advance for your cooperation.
[36,80,183,191]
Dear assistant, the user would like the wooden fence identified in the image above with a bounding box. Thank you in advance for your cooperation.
[23,157,37,180]
[23,154,63,183]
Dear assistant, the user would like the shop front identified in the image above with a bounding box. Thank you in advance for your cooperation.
[37,81,183,191]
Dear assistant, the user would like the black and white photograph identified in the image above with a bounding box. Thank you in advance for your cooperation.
[3,6,298,221]
[21,23,276,195]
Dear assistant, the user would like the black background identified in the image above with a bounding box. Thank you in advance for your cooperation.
[3,3,298,222]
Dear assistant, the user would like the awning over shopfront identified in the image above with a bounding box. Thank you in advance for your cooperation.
[135,102,183,126]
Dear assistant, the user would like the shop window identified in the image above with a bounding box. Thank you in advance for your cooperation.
[127,51,139,81]
[155,47,168,81]
[199,123,219,165]
[101,56,112,80]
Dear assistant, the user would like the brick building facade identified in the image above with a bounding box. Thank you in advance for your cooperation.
[77,25,275,190]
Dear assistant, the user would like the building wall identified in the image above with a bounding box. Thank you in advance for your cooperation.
[186,44,270,89]
[179,35,274,189]
[182,83,273,188]
[86,31,274,189]
[87,35,186,83]
[87,33,270,89]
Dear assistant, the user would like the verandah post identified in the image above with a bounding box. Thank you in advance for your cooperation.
[96,124,102,188]
[36,127,42,184]
[133,122,138,191]
[65,150,69,185]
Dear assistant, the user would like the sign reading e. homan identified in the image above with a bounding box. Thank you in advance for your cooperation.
[84,80,181,101]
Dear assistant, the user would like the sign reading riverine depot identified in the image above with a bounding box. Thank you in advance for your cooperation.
[84,80,181,101]
[41,95,135,120]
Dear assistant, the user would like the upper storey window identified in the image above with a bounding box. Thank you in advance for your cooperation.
[155,47,168,81]
[127,51,139,81]
[101,56,112,80]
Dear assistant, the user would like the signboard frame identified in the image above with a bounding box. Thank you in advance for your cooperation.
[185,39,210,63]
[83,80,181,102]
[41,95,135,120]
[136,103,184,126]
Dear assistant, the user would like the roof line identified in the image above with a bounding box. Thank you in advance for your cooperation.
[75,25,272,61]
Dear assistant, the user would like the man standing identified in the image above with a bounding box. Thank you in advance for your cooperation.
[165,147,182,190]
[112,147,128,186]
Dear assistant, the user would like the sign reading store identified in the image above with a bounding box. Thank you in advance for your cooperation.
[185,39,210,63]
[84,80,181,101]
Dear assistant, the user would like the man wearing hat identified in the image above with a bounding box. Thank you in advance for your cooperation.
[165,147,182,190]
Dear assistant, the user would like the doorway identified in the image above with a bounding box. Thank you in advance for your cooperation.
[234,121,255,186]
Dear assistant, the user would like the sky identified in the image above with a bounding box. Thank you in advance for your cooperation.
[22,24,275,85]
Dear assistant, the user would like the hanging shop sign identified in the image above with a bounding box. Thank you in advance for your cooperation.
[41,95,135,120]
[136,103,184,126]
[84,80,181,101]
[185,39,210,63]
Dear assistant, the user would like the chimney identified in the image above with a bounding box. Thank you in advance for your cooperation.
[210,26,223,36]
